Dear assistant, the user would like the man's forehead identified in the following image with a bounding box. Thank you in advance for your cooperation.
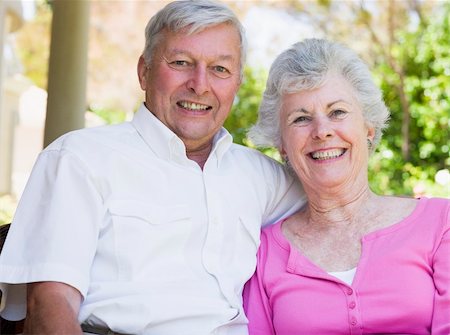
[158,25,241,60]
[165,46,237,59]
[168,22,238,37]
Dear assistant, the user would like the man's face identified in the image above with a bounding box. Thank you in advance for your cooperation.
[138,23,242,150]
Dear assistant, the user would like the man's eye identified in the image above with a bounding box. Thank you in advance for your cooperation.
[171,60,189,67]
[165,59,191,69]
[214,66,227,73]
[212,65,231,78]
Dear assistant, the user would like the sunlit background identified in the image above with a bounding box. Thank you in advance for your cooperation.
[0,0,449,225]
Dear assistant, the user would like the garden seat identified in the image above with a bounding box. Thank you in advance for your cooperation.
[0,223,25,334]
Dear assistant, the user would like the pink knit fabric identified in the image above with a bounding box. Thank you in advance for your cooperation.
[244,197,450,334]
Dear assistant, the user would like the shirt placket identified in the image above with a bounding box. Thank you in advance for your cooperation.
[339,285,362,334]
[201,169,241,316]
[294,263,364,334]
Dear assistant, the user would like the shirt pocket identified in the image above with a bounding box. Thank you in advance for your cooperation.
[108,199,190,224]
[108,199,193,281]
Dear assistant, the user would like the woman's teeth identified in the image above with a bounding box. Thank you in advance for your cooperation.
[310,149,345,160]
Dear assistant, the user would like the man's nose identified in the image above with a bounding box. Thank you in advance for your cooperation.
[187,66,210,96]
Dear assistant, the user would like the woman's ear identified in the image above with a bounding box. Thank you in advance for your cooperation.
[279,145,287,161]
[367,126,375,142]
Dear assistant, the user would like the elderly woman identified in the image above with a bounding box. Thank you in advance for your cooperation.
[243,38,450,334]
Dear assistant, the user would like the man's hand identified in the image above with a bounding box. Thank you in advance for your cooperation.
[24,281,82,334]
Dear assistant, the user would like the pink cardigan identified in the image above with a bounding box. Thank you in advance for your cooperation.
[244,197,450,334]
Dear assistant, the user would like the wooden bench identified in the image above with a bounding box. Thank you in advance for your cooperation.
[0,223,25,334]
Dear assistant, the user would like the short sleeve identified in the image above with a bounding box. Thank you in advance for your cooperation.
[431,202,450,334]
[262,162,306,226]
[0,147,105,319]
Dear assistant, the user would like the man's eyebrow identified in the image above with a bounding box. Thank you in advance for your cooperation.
[215,54,236,62]
[166,48,191,57]
[167,48,236,62]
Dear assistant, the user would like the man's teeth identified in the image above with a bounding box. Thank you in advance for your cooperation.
[179,101,209,110]
[311,149,345,160]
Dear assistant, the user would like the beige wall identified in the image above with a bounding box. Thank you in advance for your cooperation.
[0,2,25,195]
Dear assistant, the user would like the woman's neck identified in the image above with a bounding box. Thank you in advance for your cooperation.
[304,182,376,228]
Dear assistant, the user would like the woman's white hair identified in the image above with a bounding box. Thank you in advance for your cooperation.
[142,0,247,77]
[248,38,390,152]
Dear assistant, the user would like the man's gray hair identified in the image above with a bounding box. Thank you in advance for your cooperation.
[248,38,390,152]
[142,0,247,77]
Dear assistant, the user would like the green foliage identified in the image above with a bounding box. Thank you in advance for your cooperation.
[225,66,267,146]
[369,2,450,197]
[225,4,449,198]
[88,106,127,125]
[226,67,282,162]
[0,196,16,226]
[16,1,52,89]
[13,0,449,199]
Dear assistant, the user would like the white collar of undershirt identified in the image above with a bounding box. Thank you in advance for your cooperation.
[328,267,357,286]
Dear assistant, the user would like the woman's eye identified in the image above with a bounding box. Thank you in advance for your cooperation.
[331,109,347,118]
[293,116,310,124]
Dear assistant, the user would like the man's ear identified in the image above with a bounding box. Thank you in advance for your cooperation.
[137,56,148,90]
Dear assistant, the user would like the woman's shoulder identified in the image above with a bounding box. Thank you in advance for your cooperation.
[379,196,450,231]
[380,196,450,213]
[419,197,450,223]
[376,195,420,219]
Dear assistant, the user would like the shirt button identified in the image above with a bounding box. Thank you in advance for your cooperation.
[351,317,357,326]
[349,301,356,309]
[346,288,353,295]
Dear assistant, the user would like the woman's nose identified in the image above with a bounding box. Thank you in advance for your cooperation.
[312,117,334,140]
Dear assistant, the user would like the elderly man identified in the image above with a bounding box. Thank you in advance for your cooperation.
[0,1,305,334]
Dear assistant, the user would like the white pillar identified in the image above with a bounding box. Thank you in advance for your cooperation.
[44,0,90,147]
[0,3,9,195]
[0,3,22,195]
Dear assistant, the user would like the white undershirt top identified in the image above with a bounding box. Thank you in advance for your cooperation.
[329,267,357,286]
[0,104,306,335]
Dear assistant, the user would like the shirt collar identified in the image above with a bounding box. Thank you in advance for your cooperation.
[131,103,232,165]
[212,128,233,165]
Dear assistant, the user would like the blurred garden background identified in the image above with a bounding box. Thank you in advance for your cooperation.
[0,0,449,225]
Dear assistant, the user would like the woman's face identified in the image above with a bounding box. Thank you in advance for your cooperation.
[279,74,375,191]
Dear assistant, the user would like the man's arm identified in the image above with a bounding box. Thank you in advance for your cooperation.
[24,282,82,335]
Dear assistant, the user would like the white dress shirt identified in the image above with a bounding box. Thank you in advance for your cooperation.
[0,104,306,335]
